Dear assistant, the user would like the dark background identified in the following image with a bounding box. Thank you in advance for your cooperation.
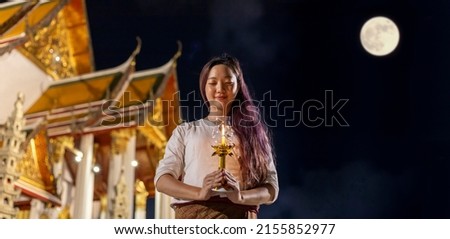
[86,0,450,218]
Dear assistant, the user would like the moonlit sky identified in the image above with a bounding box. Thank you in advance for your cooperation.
[86,0,450,218]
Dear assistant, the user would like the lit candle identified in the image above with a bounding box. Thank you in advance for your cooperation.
[221,123,226,146]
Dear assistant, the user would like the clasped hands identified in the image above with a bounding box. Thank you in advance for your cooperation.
[198,169,243,204]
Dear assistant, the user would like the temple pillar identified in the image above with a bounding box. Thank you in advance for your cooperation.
[107,150,122,218]
[72,133,94,218]
[49,136,74,207]
[29,199,45,219]
[109,129,135,218]
[124,130,136,218]
[154,146,174,219]
[154,190,174,219]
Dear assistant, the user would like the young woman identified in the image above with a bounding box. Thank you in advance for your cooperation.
[155,54,278,219]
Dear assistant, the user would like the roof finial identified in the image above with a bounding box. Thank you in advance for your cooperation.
[173,40,182,60]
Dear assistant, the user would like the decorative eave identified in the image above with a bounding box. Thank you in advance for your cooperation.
[0,0,68,56]
[18,0,95,79]
[0,0,93,79]
[15,178,62,206]
[24,42,182,138]
[0,0,39,36]
[24,39,141,133]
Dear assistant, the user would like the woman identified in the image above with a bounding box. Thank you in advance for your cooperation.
[155,54,278,219]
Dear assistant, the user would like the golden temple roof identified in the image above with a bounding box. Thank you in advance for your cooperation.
[1,0,65,50]
[1,0,182,210]
[0,0,94,77]
[24,40,182,138]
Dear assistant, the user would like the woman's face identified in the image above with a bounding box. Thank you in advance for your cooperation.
[205,64,239,116]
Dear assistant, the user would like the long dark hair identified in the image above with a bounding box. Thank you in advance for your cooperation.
[199,54,274,189]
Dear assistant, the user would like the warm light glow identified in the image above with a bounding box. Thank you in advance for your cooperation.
[71,148,83,163]
[92,165,101,173]
[131,159,138,167]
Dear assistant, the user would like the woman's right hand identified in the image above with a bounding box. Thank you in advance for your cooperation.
[198,169,223,200]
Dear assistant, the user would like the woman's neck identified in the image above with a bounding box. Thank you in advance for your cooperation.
[207,110,229,118]
[206,114,228,120]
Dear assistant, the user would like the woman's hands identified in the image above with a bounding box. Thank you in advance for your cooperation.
[198,169,243,204]
[223,170,244,204]
[158,170,273,205]
[198,169,223,200]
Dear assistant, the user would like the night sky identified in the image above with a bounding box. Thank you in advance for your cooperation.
[86,0,450,218]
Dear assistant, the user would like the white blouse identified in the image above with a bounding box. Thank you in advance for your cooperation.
[154,118,279,206]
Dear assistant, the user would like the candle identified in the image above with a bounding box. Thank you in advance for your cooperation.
[220,123,226,146]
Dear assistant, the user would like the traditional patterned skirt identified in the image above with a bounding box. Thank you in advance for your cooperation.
[173,196,258,219]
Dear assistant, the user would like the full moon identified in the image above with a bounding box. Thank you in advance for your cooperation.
[360,16,400,56]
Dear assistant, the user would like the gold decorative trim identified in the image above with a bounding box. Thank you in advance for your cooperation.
[17,138,45,190]
[111,128,135,155]
[0,0,38,36]
[49,135,74,163]
[17,129,54,192]
[21,11,76,80]
[135,180,148,210]
[0,0,68,56]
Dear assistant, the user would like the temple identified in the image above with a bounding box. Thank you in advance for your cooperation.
[0,0,179,219]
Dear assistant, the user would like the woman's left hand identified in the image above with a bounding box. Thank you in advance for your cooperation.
[223,170,244,204]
